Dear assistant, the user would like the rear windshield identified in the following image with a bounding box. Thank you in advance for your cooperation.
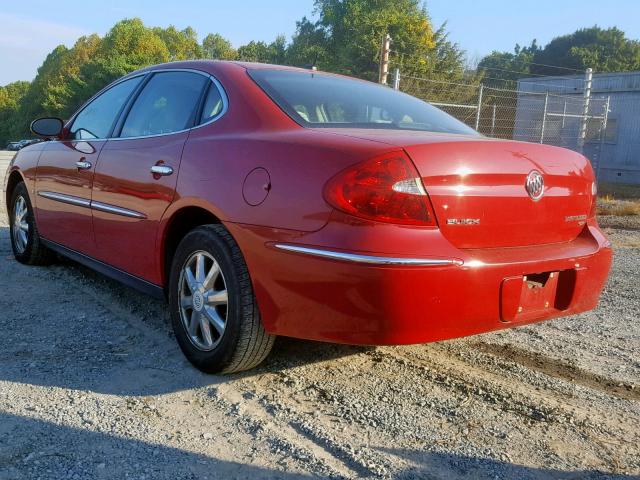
[248,69,478,135]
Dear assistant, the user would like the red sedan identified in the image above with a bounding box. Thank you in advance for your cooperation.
[5,61,612,373]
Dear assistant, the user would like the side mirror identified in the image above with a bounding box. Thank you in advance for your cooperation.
[30,117,64,138]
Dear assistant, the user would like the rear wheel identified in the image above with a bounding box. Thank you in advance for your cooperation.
[9,182,55,265]
[169,225,275,373]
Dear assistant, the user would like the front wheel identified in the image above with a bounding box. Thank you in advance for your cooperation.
[169,225,275,373]
[9,182,55,265]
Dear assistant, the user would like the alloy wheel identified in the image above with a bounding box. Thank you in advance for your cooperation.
[12,196,29,254]
[178,251,229,351]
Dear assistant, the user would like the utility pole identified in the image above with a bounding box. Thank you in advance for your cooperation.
[378,34,391,85]
[578,68,593,153]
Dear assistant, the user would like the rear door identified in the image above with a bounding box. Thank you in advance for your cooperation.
[35,75,144,255]
[91,70,210,284]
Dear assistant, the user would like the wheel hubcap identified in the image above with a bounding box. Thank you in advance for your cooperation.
[12,196,29,254]
[178,251,229,351]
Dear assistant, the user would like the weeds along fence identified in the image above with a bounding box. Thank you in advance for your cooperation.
[395,72,612,177]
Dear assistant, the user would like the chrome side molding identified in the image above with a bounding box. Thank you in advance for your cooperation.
[91,201,147,219]
[273,243,462,266]
[37,191,147,219]
[38,191,91,208]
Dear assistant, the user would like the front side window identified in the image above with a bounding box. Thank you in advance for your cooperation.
[120,72,207,138]
[69,76,143,140]
[249,69,478,135]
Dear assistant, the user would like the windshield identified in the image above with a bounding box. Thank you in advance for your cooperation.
[249,69,478,135]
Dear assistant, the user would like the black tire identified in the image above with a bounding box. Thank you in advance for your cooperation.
[9,182,55,265]
[169,224,275,374]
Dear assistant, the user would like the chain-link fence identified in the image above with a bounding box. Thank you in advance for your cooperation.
[395,72,612,177]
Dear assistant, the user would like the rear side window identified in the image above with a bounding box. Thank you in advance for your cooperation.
[120,71,207,138]
[199,82,225,124]
[70,76,142,140]
[249,69,477,135]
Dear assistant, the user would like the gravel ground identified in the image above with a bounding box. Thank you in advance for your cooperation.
[1,154,639,479]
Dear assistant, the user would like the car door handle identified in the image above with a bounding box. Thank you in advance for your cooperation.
[76,160,92,170]
[150,165,174,176]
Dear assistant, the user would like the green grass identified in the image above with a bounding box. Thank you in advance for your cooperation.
[598,196,640,216]
[598,182,640,201]
[596,183,640,216]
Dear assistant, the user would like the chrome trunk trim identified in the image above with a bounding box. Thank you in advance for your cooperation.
[273,244,462,266]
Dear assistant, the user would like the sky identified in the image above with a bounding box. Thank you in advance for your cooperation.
[1,0,639,86]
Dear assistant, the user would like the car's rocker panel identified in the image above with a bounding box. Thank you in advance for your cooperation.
[40,238,165,299]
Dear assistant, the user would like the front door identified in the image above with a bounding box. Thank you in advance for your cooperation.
[35,139,103,255]
[35,76,144,255]
[91,71,209,285]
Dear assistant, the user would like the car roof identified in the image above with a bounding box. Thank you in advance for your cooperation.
[128,59,330,79]
[229,61,315,73]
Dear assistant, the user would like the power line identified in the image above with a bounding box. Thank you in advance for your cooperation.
[522,61,585,72]
[390,53,585,84]
[389,46,587,75]
[482,59,585,73]
[478,75,585,91]
[400,75,478,89]
[399,70,586,92]
[390,48,586,79]
[477,65,582,79]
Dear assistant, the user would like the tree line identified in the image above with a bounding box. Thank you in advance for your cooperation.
[1,0,639,145]
[0,0,464,144]
[478,26,640,84]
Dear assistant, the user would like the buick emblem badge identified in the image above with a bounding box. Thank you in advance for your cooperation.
[525,170,544,201]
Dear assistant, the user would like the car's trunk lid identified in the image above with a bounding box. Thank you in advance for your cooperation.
[406,139,594,248]
[317,129,595,249]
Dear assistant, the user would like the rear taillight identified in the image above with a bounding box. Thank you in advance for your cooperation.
[324,152,436,226]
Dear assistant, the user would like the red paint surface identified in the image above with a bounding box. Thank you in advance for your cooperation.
[7,60,612,346]
[91,134,186,281]
[242,168,271,206]
[35,139,104,256]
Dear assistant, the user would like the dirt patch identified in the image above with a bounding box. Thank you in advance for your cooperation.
[471,341,640,402]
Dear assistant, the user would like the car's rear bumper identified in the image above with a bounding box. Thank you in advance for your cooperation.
[226,215,612,345]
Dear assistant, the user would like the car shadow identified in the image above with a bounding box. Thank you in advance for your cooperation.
[0,225,370,397]
[2,411,635,480]
[377,447,637,480]
[0,411,313,479]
